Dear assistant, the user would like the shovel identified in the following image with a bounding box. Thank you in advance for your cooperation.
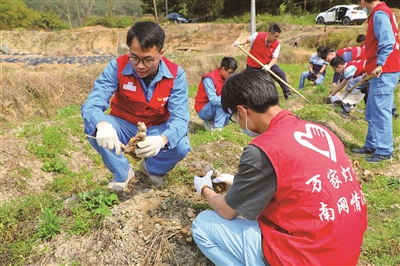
[235,45,310,103]
[336,75,372,105]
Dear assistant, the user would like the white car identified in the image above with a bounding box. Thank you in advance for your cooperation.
[315,5,367,25]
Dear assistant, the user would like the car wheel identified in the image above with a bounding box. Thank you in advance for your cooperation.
[317,17,325,24]
[342,17,350,25]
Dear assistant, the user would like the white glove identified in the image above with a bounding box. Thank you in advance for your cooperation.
[194,170,214,196]
[96,123,121,155]
[213,173,234,186]
[262,64,270,72]
[135,135,164,158]
[233,41,240,47]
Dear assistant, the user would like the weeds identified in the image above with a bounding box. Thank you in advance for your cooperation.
[36,208,62,240]
[77,189,119,217]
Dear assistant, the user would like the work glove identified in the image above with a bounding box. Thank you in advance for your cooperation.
[233,41,240,47]
[194,170,214,197]
[135,135,164,158]
[96,123,121,155]
[213,173,234,186]
[262,64,270,72]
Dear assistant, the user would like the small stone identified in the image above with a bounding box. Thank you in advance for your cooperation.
[363,170,373,177]
[390,204,400,210]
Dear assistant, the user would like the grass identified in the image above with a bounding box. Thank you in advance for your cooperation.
[1,18,399,265]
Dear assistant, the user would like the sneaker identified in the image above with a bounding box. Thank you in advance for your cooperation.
[284,94,298,100]
[351,147,376,155]
[139,160,166,187]
[202,120,214,131]
[366,153,394,163]
[107,166,135,192]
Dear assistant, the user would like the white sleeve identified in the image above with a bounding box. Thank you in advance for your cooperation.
[344,65,357,80]
[248,32,258,44]
[272,44,280,58]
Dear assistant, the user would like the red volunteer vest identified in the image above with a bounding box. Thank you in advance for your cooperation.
[110,55,178,127]
[251,110,367,265]
[346,59,366,77]
[194,69,224,113]
[337,46,365,60]
[247,32,280,68]
[365,2,400,74]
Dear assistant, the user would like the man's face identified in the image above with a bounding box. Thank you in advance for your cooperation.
[128,37,164,78]
[326,52,336,62]
[267,32,280,42]
[220,67,235,80]
[332,65,344,74]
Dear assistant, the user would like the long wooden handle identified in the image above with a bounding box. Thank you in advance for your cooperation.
[236,45,310,103]
[347,75,372,93]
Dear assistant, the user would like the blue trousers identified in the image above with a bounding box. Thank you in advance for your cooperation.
[298,71,325,89]
[86,115,191,181]
[364,72,399,155]
[198,102,230,128]
[192,210,266,266]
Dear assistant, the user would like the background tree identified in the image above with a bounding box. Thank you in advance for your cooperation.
[1,0,67,30]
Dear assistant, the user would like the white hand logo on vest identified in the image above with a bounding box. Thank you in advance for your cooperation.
[294,124,337,162]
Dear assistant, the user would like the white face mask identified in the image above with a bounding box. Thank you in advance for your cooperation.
[237,110,260,138]
[361,2,369,14]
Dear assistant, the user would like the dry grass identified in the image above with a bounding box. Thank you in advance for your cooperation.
[141,230,180,266]
[1,64,104,125]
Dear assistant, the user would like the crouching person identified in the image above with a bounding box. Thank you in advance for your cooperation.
[192,69,367,265]
[81,22,191,191]
[194,57,237,131]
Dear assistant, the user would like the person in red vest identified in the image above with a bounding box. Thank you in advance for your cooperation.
[194,57,237,131]
[81,22,191,191]
[351,0,400,163]
[321,45,366,94]
[192,69,367,266]
[233,24,295,100]
[329,57,369,116]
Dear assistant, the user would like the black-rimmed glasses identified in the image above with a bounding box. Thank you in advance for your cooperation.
[224,69,235,75]
[128,55,156,67]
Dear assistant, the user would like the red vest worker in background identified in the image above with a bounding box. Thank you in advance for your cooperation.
[234,24,295,100]
[194,57,237,131]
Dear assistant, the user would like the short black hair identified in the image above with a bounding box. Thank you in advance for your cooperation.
[317,46,325,53]
[221,69,279,115]
[330,56,346,68]
[269,24,282,34]
[220,57,238,71]
[126,21,165,52]
[320,47,334,60]
[356,34,366,43]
